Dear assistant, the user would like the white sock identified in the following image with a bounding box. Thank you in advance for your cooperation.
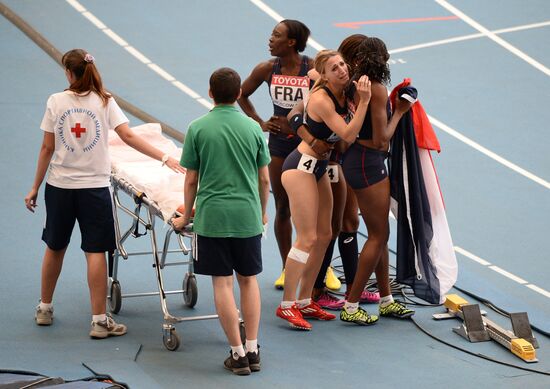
[245,339,258,354]
[344,301,359,313]
[296,298,311,308]
[231,345,246,359]
[380,295,394,308]
[280,300,294,309]
[92,314,107,323]
[39,302,53,311]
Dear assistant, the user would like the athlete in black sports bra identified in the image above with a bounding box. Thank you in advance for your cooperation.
[281,86,348,181]
[238,20,314,289]
[338,37,416,326]
[275,50,371,330]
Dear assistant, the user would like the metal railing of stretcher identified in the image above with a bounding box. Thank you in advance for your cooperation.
[109,173,232,351]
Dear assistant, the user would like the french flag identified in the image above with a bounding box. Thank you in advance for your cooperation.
[388,79,457,304]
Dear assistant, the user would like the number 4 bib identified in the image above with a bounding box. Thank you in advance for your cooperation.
[297,153,318,174]
[327,165,339,183]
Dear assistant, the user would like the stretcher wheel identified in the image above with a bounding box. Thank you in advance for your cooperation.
[183,274,198,308]
[163,328,181,351]
[239,320,246,344]
[109,281,122,314]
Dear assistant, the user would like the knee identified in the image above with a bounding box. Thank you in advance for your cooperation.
[342,214,359,232]
[213,275,234,289]
[274,201,291,219]
[318,229,333,245]
[236,274,257,287]
[297,232,317,253]
[331,220,342,239]
[368,231,389,251]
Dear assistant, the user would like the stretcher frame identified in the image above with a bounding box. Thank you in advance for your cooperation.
[108,172,218,351]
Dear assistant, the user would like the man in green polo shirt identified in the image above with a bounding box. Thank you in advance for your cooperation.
[173,67,270,375]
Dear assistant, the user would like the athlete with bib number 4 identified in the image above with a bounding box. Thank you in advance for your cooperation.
[275,50,371,330]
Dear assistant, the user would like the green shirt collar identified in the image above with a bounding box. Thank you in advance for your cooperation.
[211,104,238,112]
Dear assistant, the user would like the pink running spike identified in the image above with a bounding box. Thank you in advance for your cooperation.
[316,292,345,310]
[360,290,380,303]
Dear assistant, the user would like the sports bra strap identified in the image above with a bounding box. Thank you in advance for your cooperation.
[300,55,309,76]
[272,57,281,74]
[322,86,346,112]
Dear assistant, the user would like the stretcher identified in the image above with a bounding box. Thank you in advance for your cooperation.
[108,123,216,351]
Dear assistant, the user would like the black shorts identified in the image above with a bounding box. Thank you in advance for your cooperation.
[329,149,344,165]
[193,234,263,277]
[268,133,301,158]
[42,183,116,252]
[342,143,389,189]
[281,149,328,181]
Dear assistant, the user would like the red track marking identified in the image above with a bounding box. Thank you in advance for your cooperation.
[335,16,459,29]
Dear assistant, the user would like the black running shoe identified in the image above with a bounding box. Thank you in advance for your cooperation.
[224,351,251,376]
[246,345,261,372]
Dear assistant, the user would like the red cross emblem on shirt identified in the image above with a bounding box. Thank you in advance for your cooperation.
[71,123,86,138]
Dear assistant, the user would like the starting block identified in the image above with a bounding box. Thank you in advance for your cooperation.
[433,294,539,363]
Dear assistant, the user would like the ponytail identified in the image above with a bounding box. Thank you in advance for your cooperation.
[62,49,110,106]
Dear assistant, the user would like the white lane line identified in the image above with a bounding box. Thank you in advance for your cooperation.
[66,0,85,13]
[65,0,209,107]
[196,98,214,110]
[454,246,549,299]
[148,63,176,82]
[390,33,483,54]
[488,265,528,284]
[390,20,550,54]
[428,115,550,190]
[103,29,128,47]
[81,11,106,29]
[124,46,151,64]
[527,284,550,299]
[435,0,550,77]
[172,81,200,99]
[495,20,550,35]
[249,0,325,51]
[453,246,491,266]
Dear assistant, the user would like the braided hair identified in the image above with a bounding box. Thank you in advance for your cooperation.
[352,37,391,86]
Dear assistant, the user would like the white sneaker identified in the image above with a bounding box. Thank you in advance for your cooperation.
[89,314,127,338]
[35,305,53,326]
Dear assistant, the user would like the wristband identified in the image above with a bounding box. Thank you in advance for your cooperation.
[289,113,304,134]
[161,154,170,166]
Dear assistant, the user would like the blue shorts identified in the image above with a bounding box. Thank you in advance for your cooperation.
[193,234,263,276]
[342,143,389,189]
[268,133,301,158]
[282,149,328,181]
[42,183,116,252]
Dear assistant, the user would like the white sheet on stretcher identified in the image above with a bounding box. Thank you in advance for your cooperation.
[109,123,185,220]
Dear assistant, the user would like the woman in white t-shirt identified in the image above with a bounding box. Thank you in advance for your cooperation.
[24,49,184,338]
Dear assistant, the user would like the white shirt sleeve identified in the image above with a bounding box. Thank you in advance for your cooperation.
[107,97,129,130]
[40,95,56,133]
